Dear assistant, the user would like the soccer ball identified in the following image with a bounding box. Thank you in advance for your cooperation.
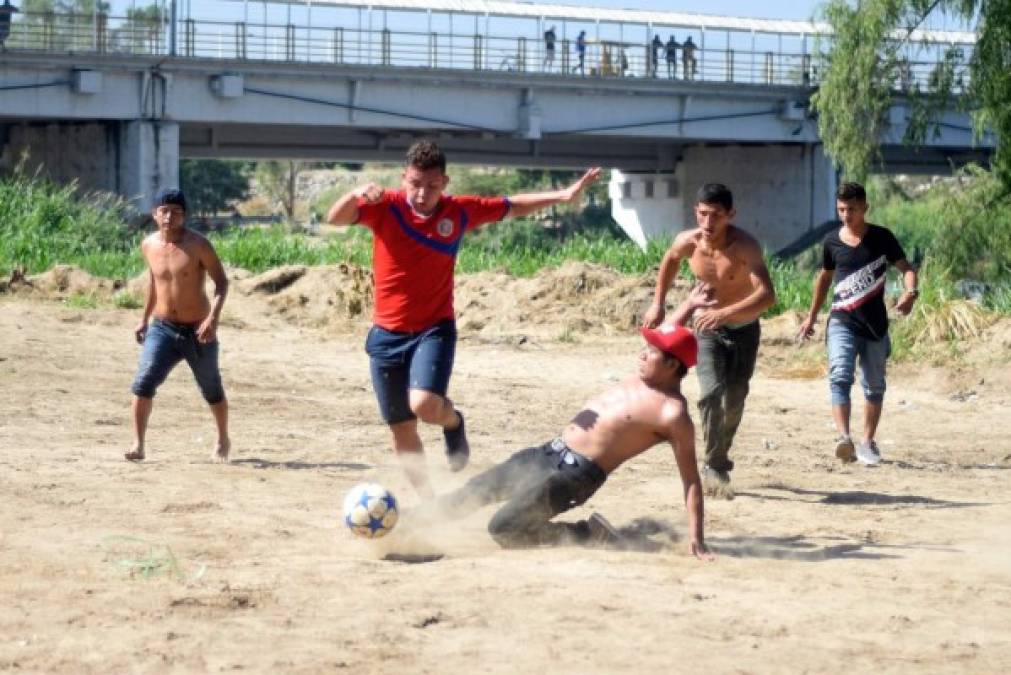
[342,482,399,539]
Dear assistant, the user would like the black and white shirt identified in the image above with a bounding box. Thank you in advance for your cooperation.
[822,224,907,340]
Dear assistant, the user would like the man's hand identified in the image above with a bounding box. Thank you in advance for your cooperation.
[796,315,818,342]
[895,291,917,316]
[693,308,729,331]
[562,168,602,203]
[686,282,716,312]
[642,302,665,328]
[354,183,383,204]
[134,321,148,345]
[196,316,218,344]
[689,540,715,561]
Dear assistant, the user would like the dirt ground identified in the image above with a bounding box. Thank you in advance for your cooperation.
[2,265,1010,673]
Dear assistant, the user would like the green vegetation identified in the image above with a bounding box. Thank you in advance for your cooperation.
[0,172,142,277]
[814,0,1011,190]
[1,170,1007,362]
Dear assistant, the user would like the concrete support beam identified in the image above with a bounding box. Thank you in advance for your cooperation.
[119,120,180,210]
[610,143,837,252]
[0,119,179,212]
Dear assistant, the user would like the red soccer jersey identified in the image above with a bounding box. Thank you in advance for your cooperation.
[355,190,510,332]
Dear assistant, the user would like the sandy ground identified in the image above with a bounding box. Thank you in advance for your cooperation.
[2,278,1011,673]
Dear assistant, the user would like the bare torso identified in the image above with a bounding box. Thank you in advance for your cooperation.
[143,230,211,324]
[561,377,687,473]
[684,226,759,313]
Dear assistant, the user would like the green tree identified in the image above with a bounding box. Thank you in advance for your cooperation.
[180,159,252,217]
[255,161,303,220]
[812,0,1011,190]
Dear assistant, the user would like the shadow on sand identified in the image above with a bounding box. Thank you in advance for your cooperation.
[704,533,915,561]
[232,458,372,471]
[737,485,986,509]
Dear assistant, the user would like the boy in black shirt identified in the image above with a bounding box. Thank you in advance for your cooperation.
[797,182,918,465]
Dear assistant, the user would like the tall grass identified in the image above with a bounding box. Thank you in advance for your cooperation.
[0,172,142,277]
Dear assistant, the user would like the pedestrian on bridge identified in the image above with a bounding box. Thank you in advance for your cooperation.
[666,35,680,79]
[326,141,601,497]
[543,25,556,72]
[682,36,698,80]
[575,31,587,75]
[651,34,663,78]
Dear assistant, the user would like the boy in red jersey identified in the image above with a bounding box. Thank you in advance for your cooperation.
[327,141,600,495]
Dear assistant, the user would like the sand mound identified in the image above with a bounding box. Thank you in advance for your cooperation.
[0,264,124,298]
[455,261,687,340]
[238,263,374,331]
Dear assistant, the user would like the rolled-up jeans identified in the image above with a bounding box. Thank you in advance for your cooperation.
[826,315,890,406]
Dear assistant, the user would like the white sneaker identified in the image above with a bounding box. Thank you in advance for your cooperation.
[856,440,882,466]
[834,435,856,463]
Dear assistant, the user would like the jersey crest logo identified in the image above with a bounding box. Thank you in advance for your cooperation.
[437,218,455,237]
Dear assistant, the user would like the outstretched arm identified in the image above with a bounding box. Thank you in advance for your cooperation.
[694,238,777,331]
[643,232,695,328]
[668,282,717,327]
[669,414,712,560]
[327,183,382,225]
[505,168,601,218]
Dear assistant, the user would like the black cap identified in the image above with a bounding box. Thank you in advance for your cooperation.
[153,188,187,212]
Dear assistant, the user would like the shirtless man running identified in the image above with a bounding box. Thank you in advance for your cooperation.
[126,189,231,462]
[425,319,711,559]
[642,183,776,499]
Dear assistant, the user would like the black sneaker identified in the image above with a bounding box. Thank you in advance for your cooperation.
[443,410,470,472]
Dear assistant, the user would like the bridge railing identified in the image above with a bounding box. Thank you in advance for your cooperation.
[5,11,971,92]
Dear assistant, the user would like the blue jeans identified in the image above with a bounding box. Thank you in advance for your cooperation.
[827,316,890,406]
[365,320,457,425]
[131,318,225,404]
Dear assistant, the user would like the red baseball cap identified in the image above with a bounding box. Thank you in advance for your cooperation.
[640,324,698,369]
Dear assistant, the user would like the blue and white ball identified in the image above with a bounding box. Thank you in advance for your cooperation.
[343,482,399,539]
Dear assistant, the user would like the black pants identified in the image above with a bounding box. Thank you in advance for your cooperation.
[695,321,761,473]
[438,439,607,547]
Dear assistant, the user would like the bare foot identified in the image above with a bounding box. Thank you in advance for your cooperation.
[124,446,145,462]
[214,438,231,463]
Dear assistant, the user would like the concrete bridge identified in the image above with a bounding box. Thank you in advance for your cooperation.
[0,0,993,251]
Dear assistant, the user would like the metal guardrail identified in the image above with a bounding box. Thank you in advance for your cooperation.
[3,11,971,91]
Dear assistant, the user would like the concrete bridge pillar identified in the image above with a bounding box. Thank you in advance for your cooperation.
[0,119,179,212]
[610,143,837,253]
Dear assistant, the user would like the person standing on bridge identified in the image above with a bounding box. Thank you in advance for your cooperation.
[326,141,601,496]
[575,30,587,75]
[796,182,918,466]
[682,36,698,80]
[651,34,663,78]
[543,25,557,72]
[666,35,680,79]
[642,184,776,500]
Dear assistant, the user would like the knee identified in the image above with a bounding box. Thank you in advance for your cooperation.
[409,390,446,422]
[199,379,225,405]
[828,362,855,387]
[487,515,524,548]
[862,380,886,402]
[131,367,160,399]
